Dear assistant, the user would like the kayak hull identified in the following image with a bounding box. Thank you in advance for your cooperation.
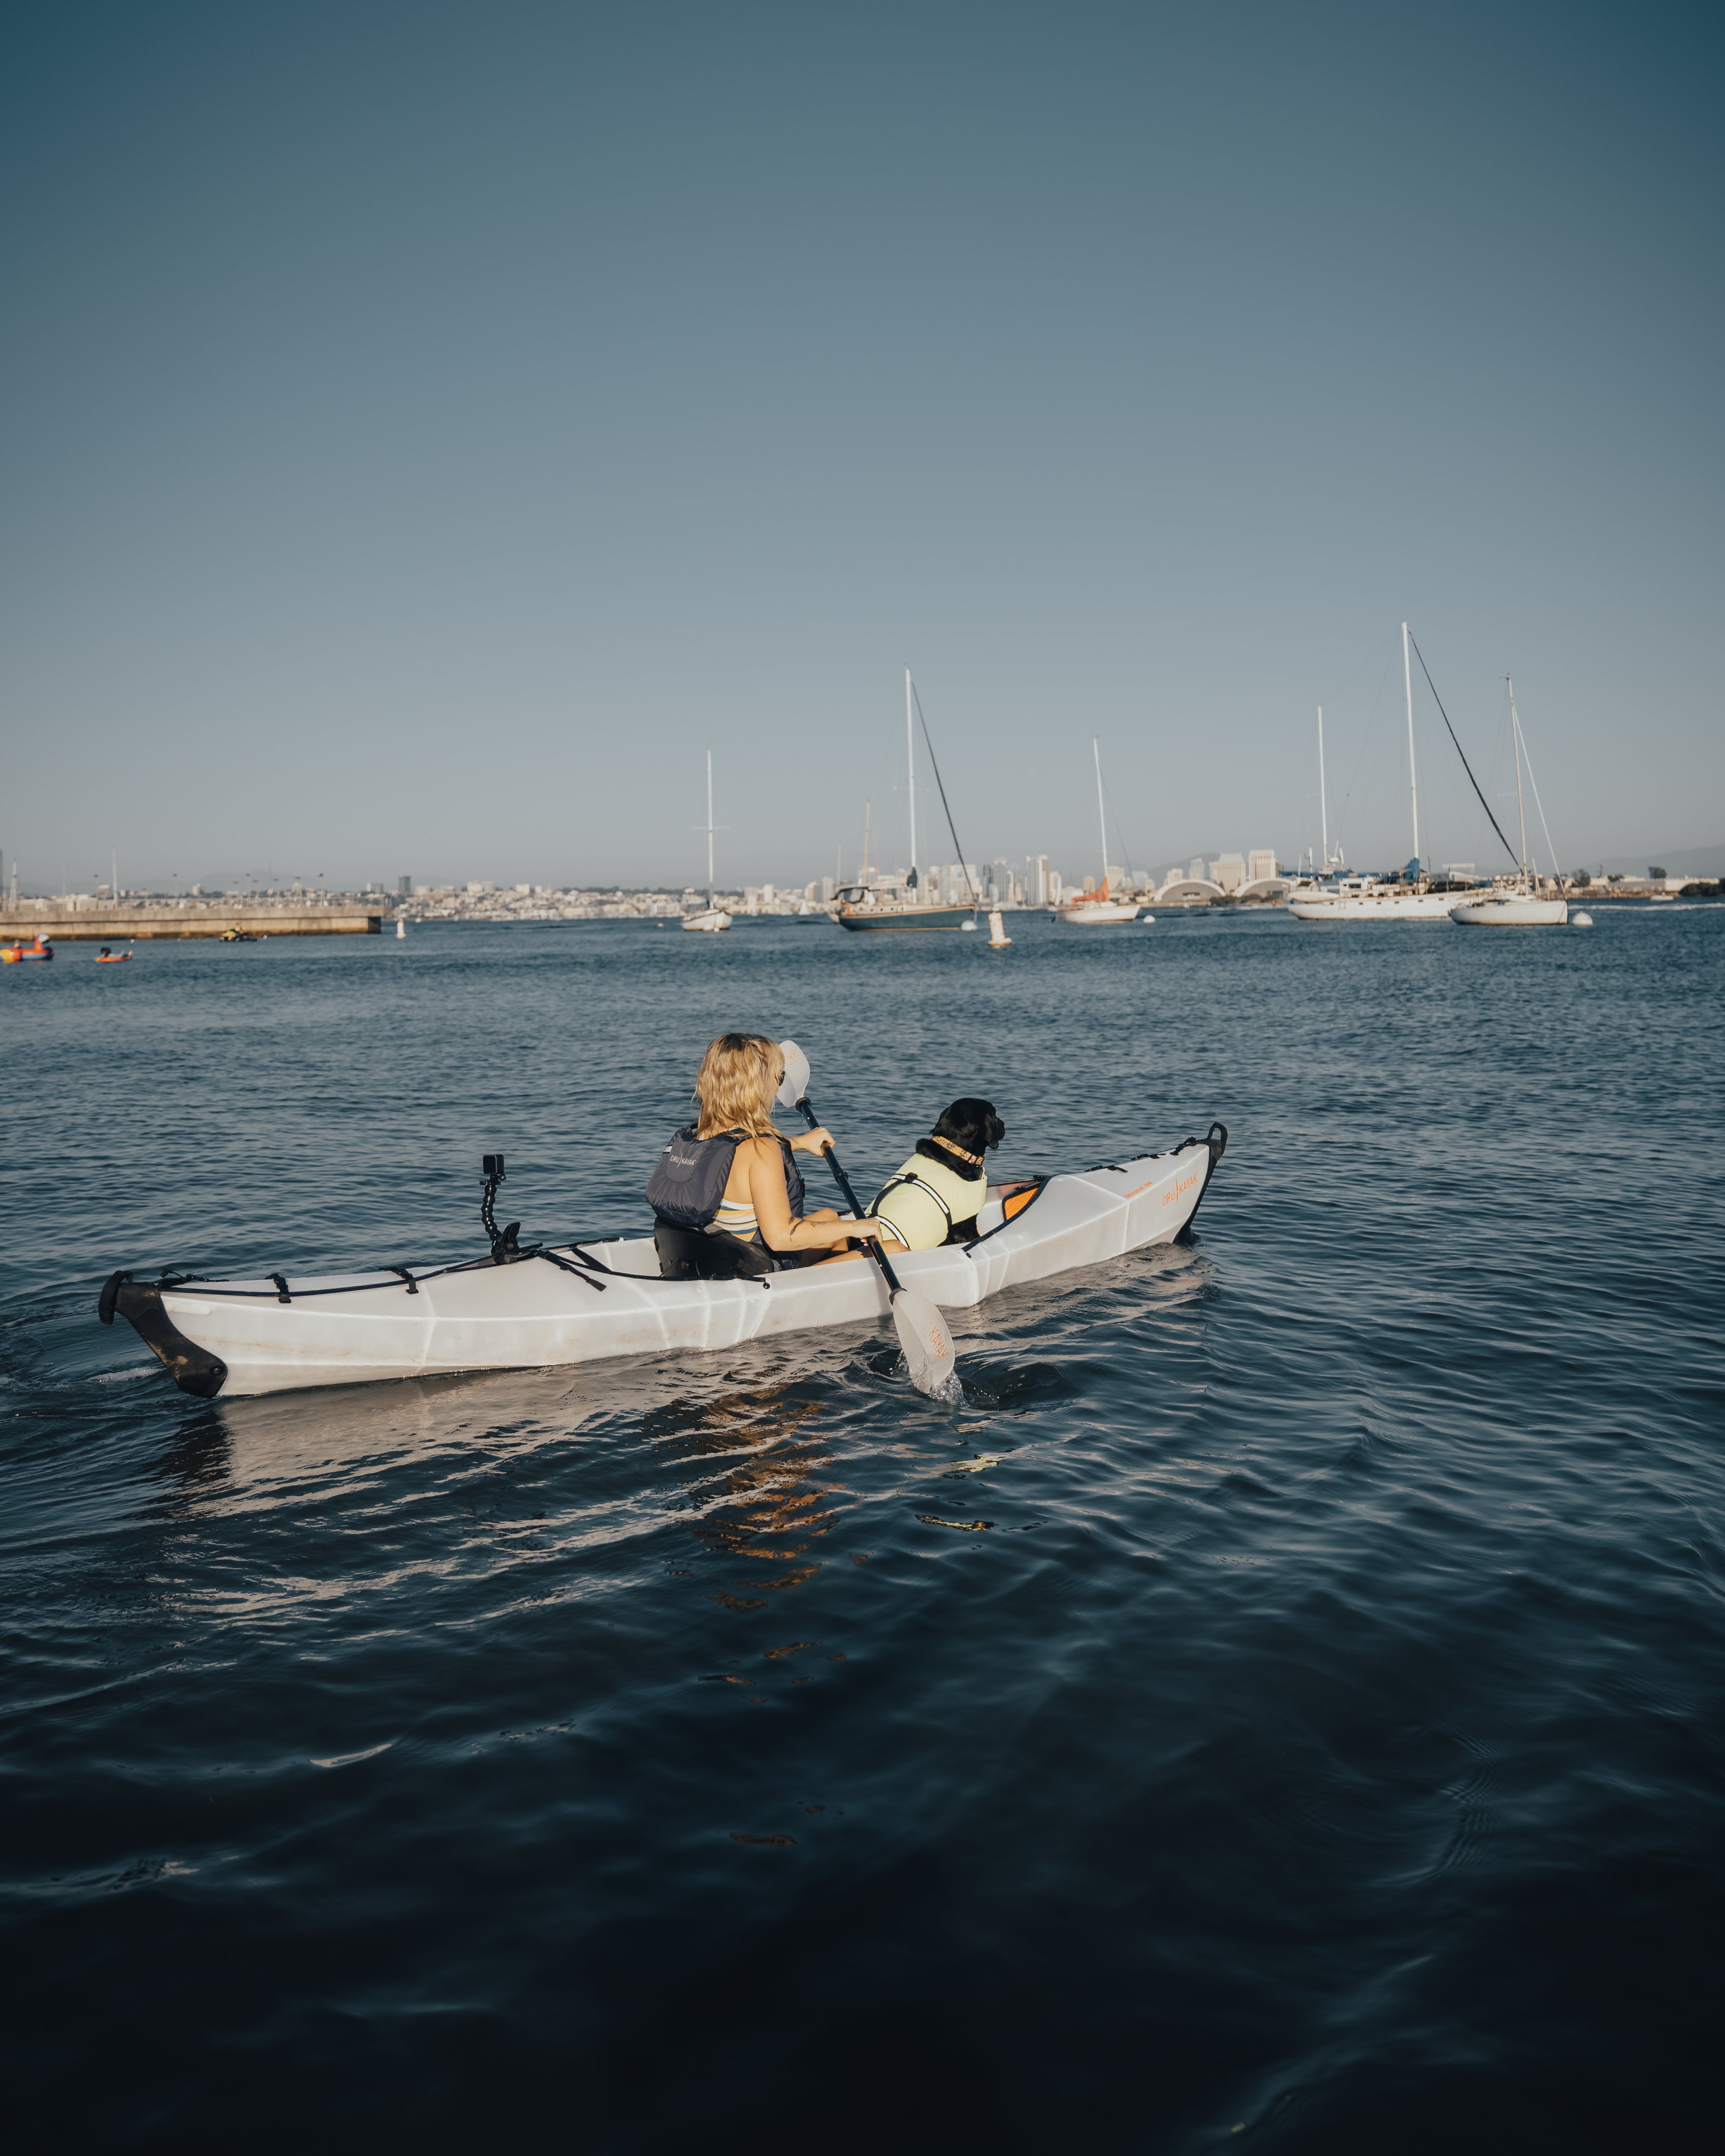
[109,1136,1224,1398]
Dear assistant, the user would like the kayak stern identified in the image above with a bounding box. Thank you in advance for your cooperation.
[104,1277,231,1399]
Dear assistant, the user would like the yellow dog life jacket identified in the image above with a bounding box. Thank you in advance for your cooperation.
[871,1152,986,1251]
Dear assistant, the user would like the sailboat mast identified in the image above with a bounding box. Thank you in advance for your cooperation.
[861,798,871,881]
[705,749,715,910]
[1402,623,1420,870]
[1318,706,1329,870]
[1093,738,1109,894]
[1507,676,1529,882]
[905,669,917,889]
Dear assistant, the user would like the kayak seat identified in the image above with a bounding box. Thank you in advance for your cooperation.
[653,1223,776,1282]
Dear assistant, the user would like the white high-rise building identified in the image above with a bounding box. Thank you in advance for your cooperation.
[1028,854,1050,905]
[1211,855,1245,893]
[1189,858,1206,883]
[1248,849,1277,883]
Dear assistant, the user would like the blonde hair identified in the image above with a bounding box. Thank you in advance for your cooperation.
[693,1033,782,1139]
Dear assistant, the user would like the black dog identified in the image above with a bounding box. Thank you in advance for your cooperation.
[916,1097,1006,1182]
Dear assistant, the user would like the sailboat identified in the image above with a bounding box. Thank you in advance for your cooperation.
[832,672,976,932]
[682,750,732,933]
[1056,741,1140,924]
[1449,679,1568,926]
[1282,707,1350,902]
[1289,624,1468,921]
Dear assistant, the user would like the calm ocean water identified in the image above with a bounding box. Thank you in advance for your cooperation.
[3,906,1722,2151]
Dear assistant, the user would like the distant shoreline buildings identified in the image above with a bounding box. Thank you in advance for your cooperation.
[3,852,1711,937]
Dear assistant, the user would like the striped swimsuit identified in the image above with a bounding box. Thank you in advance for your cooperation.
[713,1195,761,1241]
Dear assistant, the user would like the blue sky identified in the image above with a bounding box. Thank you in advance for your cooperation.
[2,0,1719,891]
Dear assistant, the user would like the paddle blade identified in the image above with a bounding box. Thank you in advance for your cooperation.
[777,1039,811,1109]
[891,1289,961,1400]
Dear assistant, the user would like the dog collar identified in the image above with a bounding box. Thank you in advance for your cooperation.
[931,1135,982,1167]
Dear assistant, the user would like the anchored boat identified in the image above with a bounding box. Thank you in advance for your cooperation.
[833,670,979,932]
[1056,740,1141,924]
[682,749,733,932]
[1449,677,1568,927]
[100,1127,1226,1399]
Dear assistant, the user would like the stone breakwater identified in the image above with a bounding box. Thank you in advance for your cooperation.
[0,906,383,941]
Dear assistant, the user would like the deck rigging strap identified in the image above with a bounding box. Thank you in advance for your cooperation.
[536,1246,608,1291]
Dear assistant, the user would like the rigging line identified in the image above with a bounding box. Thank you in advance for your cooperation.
[910,680,979,906]
[1512,714,1562,881]
[1407,633,1518,866]
[1098,767,1138,883]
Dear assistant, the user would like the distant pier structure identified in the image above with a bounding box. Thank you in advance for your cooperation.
[0,902,384,941]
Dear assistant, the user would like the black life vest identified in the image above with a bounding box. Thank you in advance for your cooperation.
[646,1124,805,1233]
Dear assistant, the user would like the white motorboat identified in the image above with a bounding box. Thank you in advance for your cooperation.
[682,750,733,932]
[1449,677,1567,927]
[101,1127,1227,1399]
[1056,740,1141,924]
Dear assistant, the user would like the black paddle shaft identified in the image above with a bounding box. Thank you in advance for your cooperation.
[795,1095,906,1295]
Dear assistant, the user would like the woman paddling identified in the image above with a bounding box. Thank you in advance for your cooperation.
[647,1033,882,1278]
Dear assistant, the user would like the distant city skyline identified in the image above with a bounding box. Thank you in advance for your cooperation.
[3,5,1719,888]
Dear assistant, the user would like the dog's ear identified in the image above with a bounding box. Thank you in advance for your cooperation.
[986,1112,1005,1150]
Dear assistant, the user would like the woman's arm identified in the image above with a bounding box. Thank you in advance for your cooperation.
[785,1125,835,1155]
[745,1139,881,1252]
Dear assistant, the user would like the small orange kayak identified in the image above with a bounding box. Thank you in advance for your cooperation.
[3,940,54,963]
[96,949,132,963]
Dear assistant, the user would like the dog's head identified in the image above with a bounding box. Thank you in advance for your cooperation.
[917,1097,1005,1177]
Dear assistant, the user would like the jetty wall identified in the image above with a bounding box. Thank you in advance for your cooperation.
[0,905,384,941]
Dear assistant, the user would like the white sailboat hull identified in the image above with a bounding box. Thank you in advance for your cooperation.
[110,1136,1225,1399]
[1288,889,1459,920]
[681,909,732,933]
[1056,900,1141,924]
[1449,895,1569,926]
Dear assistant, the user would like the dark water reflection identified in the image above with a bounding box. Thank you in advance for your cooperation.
[2,909,1722,2150]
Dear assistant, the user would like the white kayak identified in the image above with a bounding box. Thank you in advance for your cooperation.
[102,1127,1226,1399]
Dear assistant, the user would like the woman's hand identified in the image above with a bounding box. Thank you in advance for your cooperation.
[789,1126,834,1155]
